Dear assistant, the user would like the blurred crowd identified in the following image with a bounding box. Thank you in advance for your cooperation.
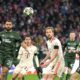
[0,0,80,44]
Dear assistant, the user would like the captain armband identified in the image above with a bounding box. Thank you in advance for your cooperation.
[54,45,59,49]
[34,49,39,56]
[34,53,38,56]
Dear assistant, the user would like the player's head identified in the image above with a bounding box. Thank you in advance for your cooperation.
[69,31,76,41]
[45,26,54,39]
[4,20,13,31]
[24,35,32,46]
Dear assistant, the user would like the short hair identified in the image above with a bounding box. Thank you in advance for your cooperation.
[24,35,32,40]
[69,31,76,35]
[45,26,54,32]
[69,30,76,34]
[5,19,13,24]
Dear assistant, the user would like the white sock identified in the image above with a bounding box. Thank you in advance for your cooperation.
[71,59,79,74]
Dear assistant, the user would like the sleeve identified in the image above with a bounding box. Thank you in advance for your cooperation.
[15,32,22,48]
[53,41,60,49]
[54,39,63,57]
[34,47,40,67]
[14,32,22,56]
[34,47,39,55]
[17,47,23,60]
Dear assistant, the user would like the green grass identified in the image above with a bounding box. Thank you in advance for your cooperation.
[7,74,60,80]
[7,74,39,80]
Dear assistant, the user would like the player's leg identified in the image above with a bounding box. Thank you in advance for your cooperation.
[70,72,80,80]
[67,60,75,80]
[18,74,24,80]
[12,65,22,80]
[12,73,25,80]
[2,57,13,80]
[70,58,79,80]
[64,59,69,73]
[17,67,27,80]
[41,65,52,80]
[41,74,48,80]
[0,54,3,80]
[56,61,65,80]
[0,75,2,80]
[1,66,9,80]
[47,74,56,80]
[43,74,60,80]
[12,73,18,80]
[63,58,70,80]
[64,67,71,80]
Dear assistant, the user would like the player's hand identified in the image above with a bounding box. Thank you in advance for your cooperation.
[36,67,42,73]
[40,60,45,65]
[21,41,27,49]
[40,61,49,68]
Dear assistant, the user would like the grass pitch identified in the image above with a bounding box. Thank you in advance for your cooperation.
[7,74,60,80]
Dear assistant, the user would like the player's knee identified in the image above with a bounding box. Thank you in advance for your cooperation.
[12,75,17,80]
[12,77,16,80]
[70,77,75,80]
[47,78,53,80]
[2,67,9,73]
[42,74,48,80]
[18,74,24,79]
[71,73,79,80]
[52,74,57,79]
[2,67,9,76]
[70,75,76,80]
[0,74,2,80]
[48,75,55,80]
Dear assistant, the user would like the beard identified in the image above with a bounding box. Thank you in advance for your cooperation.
[5,27,12,31]
[47,35,52,40]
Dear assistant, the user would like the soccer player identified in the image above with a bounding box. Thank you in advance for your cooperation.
[0,20,22,80]
[40,27,65,80]
[70,33,80,80]
[63,32,78,80]
[70,52,80,80]
[12,36,39,80]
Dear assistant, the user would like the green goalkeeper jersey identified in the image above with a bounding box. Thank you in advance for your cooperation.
[0,30,22,57]
[64,39,78,59]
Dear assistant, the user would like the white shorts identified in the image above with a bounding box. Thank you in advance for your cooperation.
[13,64,36,75]
[42,60,65,77]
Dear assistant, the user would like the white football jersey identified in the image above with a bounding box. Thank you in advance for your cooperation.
[46,38,64,65]
[17,45,38,68]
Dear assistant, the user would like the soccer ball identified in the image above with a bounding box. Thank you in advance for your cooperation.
[23,7,34,16]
